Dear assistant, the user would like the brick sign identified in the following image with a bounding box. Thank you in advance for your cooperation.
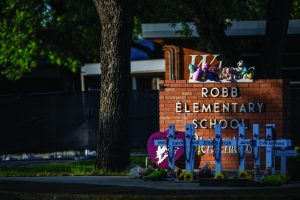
[159,80,290,169]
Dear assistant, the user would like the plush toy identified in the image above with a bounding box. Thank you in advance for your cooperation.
[219,67,234,81]
[234,60,244,79]
[206,67,219,81]
[242,66,255,79]
[188,64,196,79]
[193,63,210,81]
[201,63,210,80]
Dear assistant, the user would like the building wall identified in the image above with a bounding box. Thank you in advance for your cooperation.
[159,79,290,169]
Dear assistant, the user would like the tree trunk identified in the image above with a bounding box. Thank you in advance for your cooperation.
[93,0,132,170]
[260,0,292,78]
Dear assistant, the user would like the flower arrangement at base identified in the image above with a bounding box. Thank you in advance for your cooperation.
[238,170,252,179]
[214,172,225,179]
[178,171,193,181]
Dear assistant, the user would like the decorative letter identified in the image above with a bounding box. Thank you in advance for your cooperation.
[231,87,238,98]
[176,102,182,112]
[211,87,220,98]
[193,103,200,112]
[257,102,264,113]
[202,88,209,97]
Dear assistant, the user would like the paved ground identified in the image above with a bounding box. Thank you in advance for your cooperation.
[1,176,300,199]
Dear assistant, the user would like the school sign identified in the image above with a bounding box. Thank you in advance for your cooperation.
[159,79,290,169]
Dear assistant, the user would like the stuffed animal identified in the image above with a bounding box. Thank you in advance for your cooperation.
[219,67,234,81]
[242,66,255,79]
[201,63,210,80]
[206,67,219,81]
[188,64,196,79]
[230,60,244,79]
[193,63,210,81]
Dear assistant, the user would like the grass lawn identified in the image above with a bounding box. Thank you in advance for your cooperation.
[0,156,147,177]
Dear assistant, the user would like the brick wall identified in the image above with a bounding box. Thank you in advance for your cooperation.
[159,79,290,170]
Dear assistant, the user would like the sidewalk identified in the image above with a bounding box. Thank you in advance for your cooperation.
[1,176,300,199]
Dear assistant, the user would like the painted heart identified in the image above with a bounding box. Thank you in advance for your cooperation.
[147,130,185,169]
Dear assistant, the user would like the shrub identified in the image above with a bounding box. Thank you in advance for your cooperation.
[143,169,166,181]
[264,175,286,186]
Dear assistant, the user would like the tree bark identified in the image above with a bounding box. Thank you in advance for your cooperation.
[93,0,132,170]
[260,0,292,78]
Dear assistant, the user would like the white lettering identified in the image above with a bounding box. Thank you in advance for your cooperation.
[210,119,217,129]
[231,87,238,97]
[193,119,198,129]
[202,104,212,112]
[249,103,255,112]
[214,103,220,112]
[200,119,208,129]
[184,103,190,112]
[240,103,247,112]
[176,102,182,112]
[202,88,209,97]
[193,103,200,112]
[232,103,238,112]
[189,55,198,65]
[230,119,240,129]
[223,103,230,112]
[219,119,228,129]
[257,102,264,113]
[211,87,220,97]
[222,87,228,97]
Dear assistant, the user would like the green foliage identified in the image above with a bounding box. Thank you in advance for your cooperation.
[0,0,44,79]
[263,174,286,186]
[132,16,142,40]
[0,160,126,177]
[143,169,167,181]
[144,168,155,176]
[44,0,100,66]
[291,0,300,19]
[0,0,100,80]
[133,0,191,23]
[130,156,146,168]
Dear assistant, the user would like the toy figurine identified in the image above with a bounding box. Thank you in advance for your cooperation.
[193,63,210,81]
[242,66,255,79]
[232,60,244,79]
[219,67,234,81]
[188,64,196,79]
[206,67,219,81]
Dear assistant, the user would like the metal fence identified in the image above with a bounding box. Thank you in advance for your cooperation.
[0,90,159,154]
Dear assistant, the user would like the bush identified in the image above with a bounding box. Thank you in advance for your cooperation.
[143,169,166,181]
[264,175,286,186]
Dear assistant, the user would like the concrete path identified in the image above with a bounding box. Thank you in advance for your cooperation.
[1,176,300,192]
[1,176,300,200]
